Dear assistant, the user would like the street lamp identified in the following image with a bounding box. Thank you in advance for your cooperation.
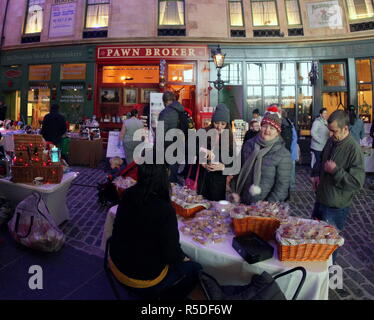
[209,45,226,91]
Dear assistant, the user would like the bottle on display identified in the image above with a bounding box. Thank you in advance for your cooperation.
[50,146,60,163]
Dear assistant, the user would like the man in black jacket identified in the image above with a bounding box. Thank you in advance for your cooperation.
[40,104,67,146]
[158,91,186,183]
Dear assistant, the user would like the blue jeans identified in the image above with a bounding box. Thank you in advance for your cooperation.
[312,202,350,261]
[129,261,202,300]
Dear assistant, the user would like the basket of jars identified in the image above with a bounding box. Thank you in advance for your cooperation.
[230,202,289,241]
[276,218,344,261]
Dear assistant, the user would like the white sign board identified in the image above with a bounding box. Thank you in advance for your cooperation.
[106,131,126,158]
[49,2,76,38]
[307,1,343,29]
[150,93,165,129]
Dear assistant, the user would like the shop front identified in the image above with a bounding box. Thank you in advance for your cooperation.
[210,39,374,163]
[95,44,210,135]
[0,45,95,128]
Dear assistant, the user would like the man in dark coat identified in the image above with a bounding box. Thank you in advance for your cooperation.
[40,104,67,146]
[0,99,8,121]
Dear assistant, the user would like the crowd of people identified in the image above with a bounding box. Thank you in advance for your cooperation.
[106,90,366,300]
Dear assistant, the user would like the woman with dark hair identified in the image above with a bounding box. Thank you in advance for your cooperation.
[109,162,202,299]
[348,105,365,143]
[119,109,144,164]
[197,104,235,201]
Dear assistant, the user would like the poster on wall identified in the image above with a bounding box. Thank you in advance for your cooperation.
[307,1,343,29]
[49,1,77,38]
[106,131,126,159]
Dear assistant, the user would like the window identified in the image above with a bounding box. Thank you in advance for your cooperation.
[159,0,185,26]
[246,62,313,132]
[346,0,374,20]
[24,0,45,34]
[221,63,242,85]
[229,0,244,27]
[356,59,373,123]
[251,0,278,26]
[85,0,110,29]
[285,0,302,25]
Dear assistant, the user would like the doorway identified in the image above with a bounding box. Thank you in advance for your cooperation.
[4,91,21,121]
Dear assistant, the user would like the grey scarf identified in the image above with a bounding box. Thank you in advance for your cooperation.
[235,135,279,197]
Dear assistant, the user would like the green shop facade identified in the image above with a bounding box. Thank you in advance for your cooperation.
[0,45,95,126]
[208,39,374,163]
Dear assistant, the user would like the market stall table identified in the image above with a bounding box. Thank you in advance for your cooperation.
[101,205,331,300]
[68,138,103,168]
[0,171,77,226]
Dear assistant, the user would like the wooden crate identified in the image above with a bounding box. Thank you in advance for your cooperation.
[11,165,63,184]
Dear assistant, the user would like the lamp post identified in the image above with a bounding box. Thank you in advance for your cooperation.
[209,45,226,91]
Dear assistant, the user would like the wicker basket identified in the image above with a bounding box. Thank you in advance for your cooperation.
[278,243,339,262]
[171,201,206,218]
[11,165,63,184]
[232,216,280,241]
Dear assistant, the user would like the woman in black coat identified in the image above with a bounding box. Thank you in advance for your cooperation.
[196,104,235,201]
[109,162,202,299]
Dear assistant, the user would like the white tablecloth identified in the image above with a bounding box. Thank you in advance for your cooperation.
[101,205,331,300]
[0,171,77,225]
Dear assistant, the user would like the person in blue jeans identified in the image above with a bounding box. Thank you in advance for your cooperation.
[311,110,365,261]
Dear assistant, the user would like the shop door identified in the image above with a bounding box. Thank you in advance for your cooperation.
[4,91,21,121]
[27,87,50,127]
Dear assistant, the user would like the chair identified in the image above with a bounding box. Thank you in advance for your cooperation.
[199,267,307,300]
[103,236,191,300]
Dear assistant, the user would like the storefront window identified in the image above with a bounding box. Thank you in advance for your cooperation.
[24,0,45,34]
[297,62,311,85]
[229,0,244,26]
[322,64,346,87]
[159,0,185,26]
[60,84,85,123]
[27,86,50,128]
[281,63,296,84]
[247,63,262,85]
[167,64,194,83]
[221,63,242,85]
[246,86,262,112]
[29,65,51,81]
[356,59,373,123]
[297,86,313,132]
[251,0,278,26]
[285,0,302,25]
[246,61,313,129]
[281,86,296,121]
[322,92,347,116]
[102,66,160,84]
[60,64,87,80]
[346,0,374,20]
[85,0,110,29]
[263,63,278,84]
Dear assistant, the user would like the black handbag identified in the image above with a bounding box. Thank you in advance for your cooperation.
[232,232,274,264]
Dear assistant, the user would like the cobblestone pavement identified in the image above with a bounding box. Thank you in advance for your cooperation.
[62,164,374,300]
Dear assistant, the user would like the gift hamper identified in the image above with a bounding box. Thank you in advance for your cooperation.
[11,134,63,184]
[230,202,289,241]
[171,184,210,218]
[276,218,344,261]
